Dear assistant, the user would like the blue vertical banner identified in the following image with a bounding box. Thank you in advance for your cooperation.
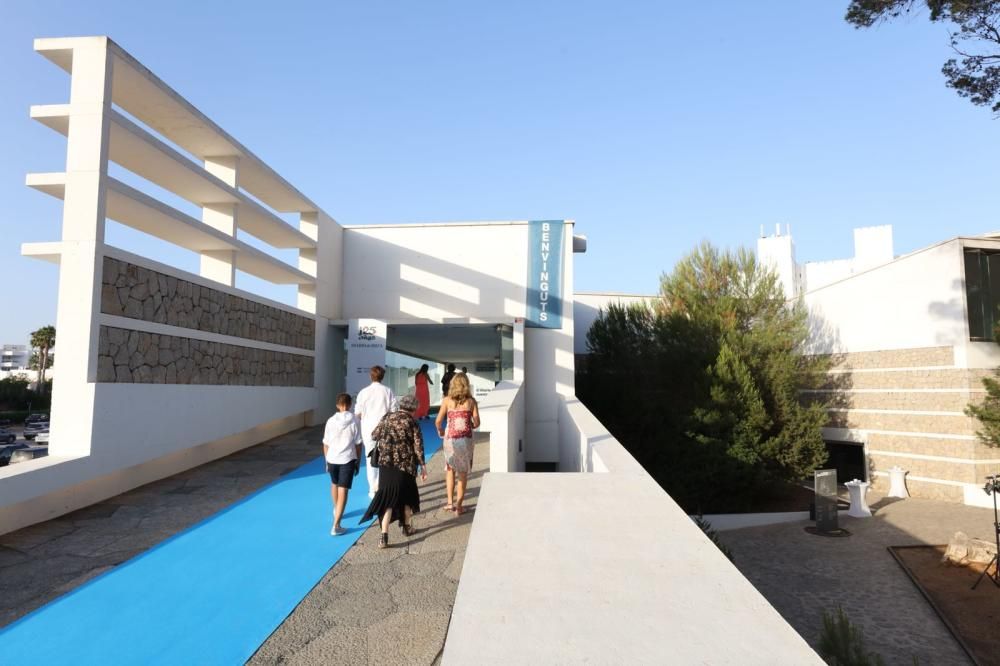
[526,220,564,328]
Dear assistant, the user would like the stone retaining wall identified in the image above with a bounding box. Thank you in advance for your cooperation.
[96,326,313,387]
[100,257,314,350]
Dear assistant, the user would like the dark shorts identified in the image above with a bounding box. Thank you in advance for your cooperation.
[327,460,357,489]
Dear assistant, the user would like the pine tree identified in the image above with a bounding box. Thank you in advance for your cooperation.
[578,242,830,512]
[965,328,1000,448]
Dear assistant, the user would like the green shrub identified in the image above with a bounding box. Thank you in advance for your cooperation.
[693,515,734,562]
[818,607,885,666]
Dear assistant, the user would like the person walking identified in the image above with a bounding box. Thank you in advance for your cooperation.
[323,393,362,536]
[355,366,396,498]
[413,364,433,420]
[441,363,456,399]
[360,394,427,549]
[435,373,480,515]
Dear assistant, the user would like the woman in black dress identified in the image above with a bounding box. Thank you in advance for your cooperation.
[360,394,427,548]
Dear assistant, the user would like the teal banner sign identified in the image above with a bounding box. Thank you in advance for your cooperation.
[526,220,564,328]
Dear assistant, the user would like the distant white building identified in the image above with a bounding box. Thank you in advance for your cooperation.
[757,223,894,300]
[0,344,55,385]
[758,224,1000,507]
[0,345,30,372]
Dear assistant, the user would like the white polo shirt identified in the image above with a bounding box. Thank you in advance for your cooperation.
[355,382,396,448]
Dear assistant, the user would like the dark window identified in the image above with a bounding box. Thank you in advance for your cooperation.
[964,248,1000,341]
[824,440,866,485]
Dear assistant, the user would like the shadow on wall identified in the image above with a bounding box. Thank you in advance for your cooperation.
[343,230,576,400]
[927,278,968,345]
[802,309,855,444]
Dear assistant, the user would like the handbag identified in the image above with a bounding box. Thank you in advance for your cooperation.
[367,444,381,468]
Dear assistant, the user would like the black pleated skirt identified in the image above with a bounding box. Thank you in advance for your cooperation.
[360,465,421,525]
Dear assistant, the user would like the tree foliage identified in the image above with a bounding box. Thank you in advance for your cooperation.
[964,325,1000,447]
[577,243,830,513]
[846,1,1000,113]
[0,375,48,412]
[30,325,55,395]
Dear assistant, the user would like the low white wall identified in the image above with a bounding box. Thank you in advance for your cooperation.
[478,380,525,473]
[558,394,645,474]
[0,384,316,535]
[443,398,821,664]
[0,410,307,534]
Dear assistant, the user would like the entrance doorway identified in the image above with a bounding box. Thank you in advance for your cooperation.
[824,440,867,485]
[382,323,514,405]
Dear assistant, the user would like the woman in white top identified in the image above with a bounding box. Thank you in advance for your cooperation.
[354,365,397,498]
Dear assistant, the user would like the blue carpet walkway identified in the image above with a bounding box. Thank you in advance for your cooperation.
[0,420,443,665]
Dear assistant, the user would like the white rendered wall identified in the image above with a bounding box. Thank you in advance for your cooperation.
[302,210,345,426]
[342,222,576,463]
[478,380,525,472]
[804,239,969,355]
[802,258,853,294]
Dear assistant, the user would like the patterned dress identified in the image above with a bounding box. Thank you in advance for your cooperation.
[359,410,425,525]
[443,407,475,474]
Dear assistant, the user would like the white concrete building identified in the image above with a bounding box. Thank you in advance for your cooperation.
[758,223,894,300]
[760,225,1000,507]
[0,345,31,372]
[0,37,821,662]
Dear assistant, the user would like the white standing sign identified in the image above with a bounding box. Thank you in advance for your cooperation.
[346,318,387,397]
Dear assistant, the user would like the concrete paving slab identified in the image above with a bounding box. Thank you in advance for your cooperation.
[390,574,459,613]
[367,611,451,666]
[284,626,369,666]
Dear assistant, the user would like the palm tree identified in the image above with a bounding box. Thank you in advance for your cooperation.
[30,326,55,394]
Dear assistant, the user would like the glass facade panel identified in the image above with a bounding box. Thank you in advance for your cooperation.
[964,248,1000,341]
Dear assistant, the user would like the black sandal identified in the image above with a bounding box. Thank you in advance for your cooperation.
[402,523,416,537]
[378,532,389,549]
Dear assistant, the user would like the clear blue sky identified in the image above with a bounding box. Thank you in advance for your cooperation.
[1,1,998,345]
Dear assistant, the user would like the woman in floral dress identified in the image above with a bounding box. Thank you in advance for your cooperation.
[434,373,480,515]
[360,394,427,549]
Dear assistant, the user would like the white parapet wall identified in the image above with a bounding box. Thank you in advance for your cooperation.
[443,396,821,664]
[477,380,525,473]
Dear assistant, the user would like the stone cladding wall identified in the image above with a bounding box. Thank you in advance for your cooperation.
[100,257,314,350]
[817,346,953,371]
[96,326,313,387]
[804,345,1000,503]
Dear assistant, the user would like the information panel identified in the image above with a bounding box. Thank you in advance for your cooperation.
[346,318,387,397]
[525,220,564,329]
[814,469,839,533]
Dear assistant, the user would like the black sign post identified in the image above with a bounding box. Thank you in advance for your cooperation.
[805,468,849,537]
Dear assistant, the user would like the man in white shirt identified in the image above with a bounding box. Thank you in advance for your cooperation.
[354,365,397,498]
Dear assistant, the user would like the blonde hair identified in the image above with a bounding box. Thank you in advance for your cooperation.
[448,372,472,403]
